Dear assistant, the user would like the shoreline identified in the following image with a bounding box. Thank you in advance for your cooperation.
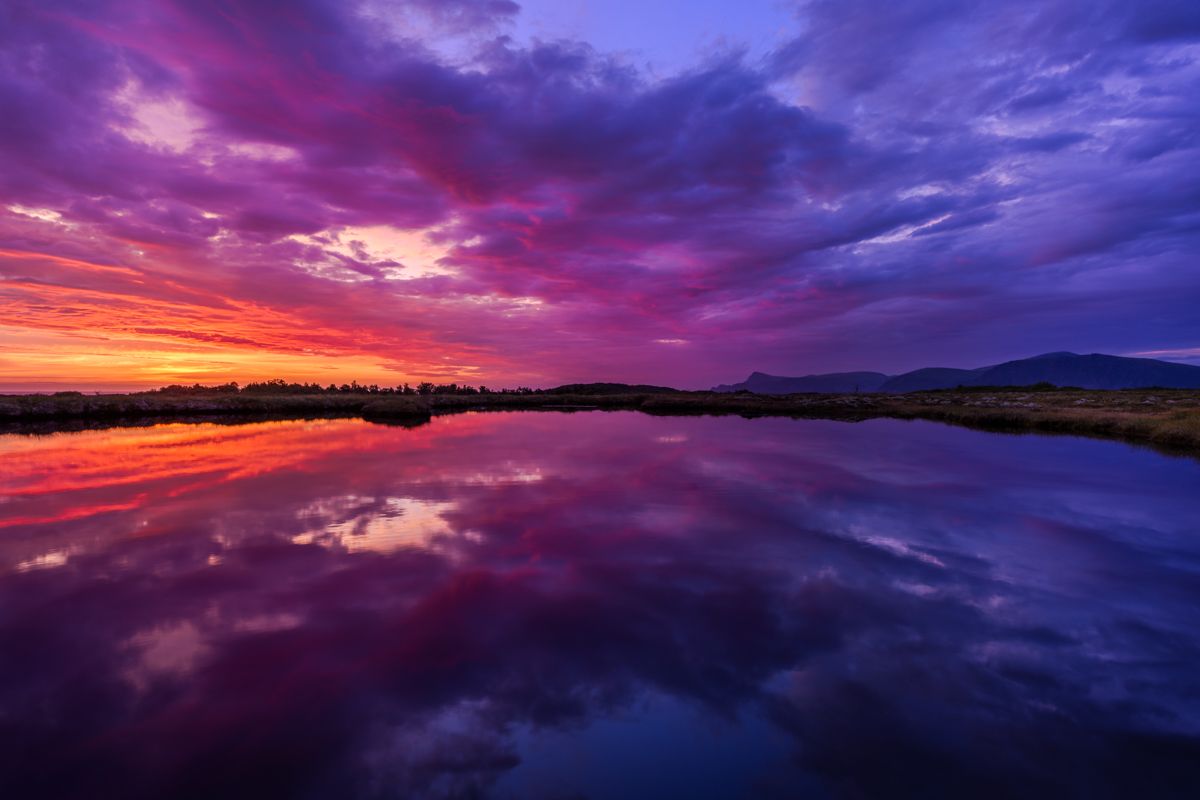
[2,389,1198,457]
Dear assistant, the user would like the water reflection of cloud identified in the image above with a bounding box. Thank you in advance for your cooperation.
[14,549,71,572]
[297,496,458,553]
[0,413,1199,798]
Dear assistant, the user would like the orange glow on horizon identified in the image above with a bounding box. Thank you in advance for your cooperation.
[0,243,493,391]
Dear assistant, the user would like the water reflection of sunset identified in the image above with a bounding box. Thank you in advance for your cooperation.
[3,413,1200,798]
[3,420,376,529]
[0,414,529,566]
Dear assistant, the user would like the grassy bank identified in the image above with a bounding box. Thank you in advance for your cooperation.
[2,388,1199,455]
[637,388,1200,453]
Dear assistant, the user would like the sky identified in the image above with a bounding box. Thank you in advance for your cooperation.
[1,0,1198,391]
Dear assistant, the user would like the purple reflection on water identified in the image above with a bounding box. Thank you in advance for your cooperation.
[1,412,1199,798]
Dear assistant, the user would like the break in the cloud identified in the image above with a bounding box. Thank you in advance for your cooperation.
[0,0,1197,389]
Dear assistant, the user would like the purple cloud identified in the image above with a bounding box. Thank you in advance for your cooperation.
[0,0,1197,388]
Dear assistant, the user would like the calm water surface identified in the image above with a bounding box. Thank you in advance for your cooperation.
[2,412,1199,799]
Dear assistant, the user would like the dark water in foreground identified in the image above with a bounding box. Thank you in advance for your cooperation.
[1,412,1199,799]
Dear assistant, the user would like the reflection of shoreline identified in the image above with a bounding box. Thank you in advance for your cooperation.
[2,387,1199,458]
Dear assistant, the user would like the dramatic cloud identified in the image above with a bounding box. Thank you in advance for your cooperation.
[1,0,1197,388]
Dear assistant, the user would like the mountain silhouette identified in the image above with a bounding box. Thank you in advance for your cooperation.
[713,353,1200,394]
[713,371,890,394]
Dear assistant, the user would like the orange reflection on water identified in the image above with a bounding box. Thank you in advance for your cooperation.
[0,413,535,571]
[1,416,491,529]
[2,419,367,527]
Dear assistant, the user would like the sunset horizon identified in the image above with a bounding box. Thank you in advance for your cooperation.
[4,0,1198,392]
[3,345,1199,395]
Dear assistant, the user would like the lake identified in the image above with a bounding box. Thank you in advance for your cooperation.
[2,411,1199,798]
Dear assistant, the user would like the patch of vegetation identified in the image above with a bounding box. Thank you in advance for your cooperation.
[144,379,536,396]
[360,397,432,421]
[3,384,1199,458]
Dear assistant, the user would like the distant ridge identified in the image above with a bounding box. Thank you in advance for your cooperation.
[545,382,677,395]
[713,352,1200,394]
[713,371,889,394]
